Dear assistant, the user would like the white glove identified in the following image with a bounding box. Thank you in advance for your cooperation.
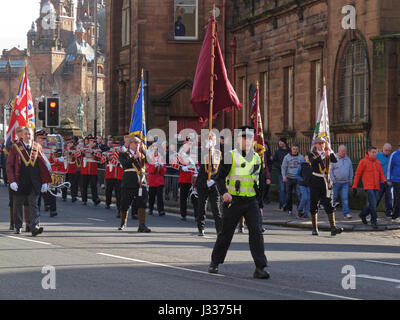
[41,184,48,193]
[10,182,18,192]
[182,166,189,172]
[207,179,215,188]
[58,156,64,163]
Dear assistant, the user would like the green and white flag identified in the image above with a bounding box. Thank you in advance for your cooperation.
[313,84,331,148]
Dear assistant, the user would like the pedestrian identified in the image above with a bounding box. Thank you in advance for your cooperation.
[331,145,354,219]
[208,126,269,279]
[387,143,400,223]
[61,138,80,202]
[0,138,8,185]
[6,127,51,236]
[376,143,393,218]
[296,153,312,218]
[353,146,387,229]
[309,138,343,236]
[103,141,123,213]
[263,141,273,204]
[118,136,151,232]
[195,133,222,236]
[80,136,101,206]
[281,144,304,215]
[146,145,166,216]
[272,137,289,210]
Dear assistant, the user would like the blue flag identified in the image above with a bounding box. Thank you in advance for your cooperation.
[129,73,146,146]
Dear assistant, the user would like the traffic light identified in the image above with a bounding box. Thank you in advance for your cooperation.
[38,101,46,122]
[46,97,60,127]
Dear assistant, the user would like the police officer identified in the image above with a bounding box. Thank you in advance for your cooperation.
[208,126,269,279]
[195,132,222,236]
[118,136,151,233]
[309,138,343,236]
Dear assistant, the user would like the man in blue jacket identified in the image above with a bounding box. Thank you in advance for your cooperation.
[377,143,393,217]
[387,144,400,223]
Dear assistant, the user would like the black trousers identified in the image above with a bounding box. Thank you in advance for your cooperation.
[310,177,334,215]
[105,179,121,210]
[179,183,196,217]
[196,186,222,233]
[149,186,164,213]
[1,167,7,184]
[42,191,56,212]
[62,173,80,200]
[14,190,40,230]
[211,196,268,269]
[165,175,178,201]
[121,187,148,211]
[285,178,298,211]
[81,174,99,203]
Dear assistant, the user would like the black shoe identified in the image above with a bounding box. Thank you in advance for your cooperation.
[198,229,205,236]
[71,198,77,203]
[331,226,344,236]
[94,199,101,206]
[312,229,319,236]
[15,228,22,234]
[180,216,186,221]
[50,211,58,217]
[298,211,304,218]
[261,227,266,233]
[208,263,219,274]
[158,211,165,216]
[359,213,368,225]
[105,204,111,209]
[138,224,151,233]
[253,267,270,279]
[372,222,379,230]
[25,225,31,233]
[32,227,43,237]
[118,224,126,231]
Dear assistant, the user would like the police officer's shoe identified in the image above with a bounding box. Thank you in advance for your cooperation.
[138,224,151,233]
[32,227,43,237]
[50,211,57,217]
[198,229,205,236]
[208,263,219,274]
[312,229,319,236]
[331,226,343,236]
[253,267,270,279]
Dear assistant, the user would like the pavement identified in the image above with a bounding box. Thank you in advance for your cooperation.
[162,200,400,233]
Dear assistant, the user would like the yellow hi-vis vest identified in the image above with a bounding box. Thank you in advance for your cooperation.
[226,149,261,197]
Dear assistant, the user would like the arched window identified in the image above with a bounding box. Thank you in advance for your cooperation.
[338,39,369,123]
[121,0,130,47]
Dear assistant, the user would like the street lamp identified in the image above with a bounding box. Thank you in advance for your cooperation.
[77,100,85,133]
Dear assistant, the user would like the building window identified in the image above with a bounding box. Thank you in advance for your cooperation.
[284,66,294,130]
[338,40,369,123]
[311,60,322,126]
[174,0,198,40]
[121,0,130,47]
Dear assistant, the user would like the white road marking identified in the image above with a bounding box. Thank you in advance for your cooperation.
[307,291,361,300]
[2,235,53,246]
[364,260,400,267]
[88,218,106,222]
[356,274,400,284]
[97,253,224,277]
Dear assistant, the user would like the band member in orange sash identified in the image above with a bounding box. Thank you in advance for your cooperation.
[6,127,51,236]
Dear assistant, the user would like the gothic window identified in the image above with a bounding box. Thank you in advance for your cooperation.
[174,0,198,40]
[338,39,369,123]
[121,0,130,47]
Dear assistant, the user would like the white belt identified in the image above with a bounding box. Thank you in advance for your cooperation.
[312,172,325,178]
[124,168,136,172]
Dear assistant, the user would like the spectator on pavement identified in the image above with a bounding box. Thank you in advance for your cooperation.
[0,138,7,185]
[296,153,312,218]
[376,143,393,218]
[353,146,387,229]
[387,143,400,223]
[281,144,304,215]
[331,145,354,219]
[272,137,289,210]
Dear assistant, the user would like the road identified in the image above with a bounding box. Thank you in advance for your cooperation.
[0,186,399,301]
